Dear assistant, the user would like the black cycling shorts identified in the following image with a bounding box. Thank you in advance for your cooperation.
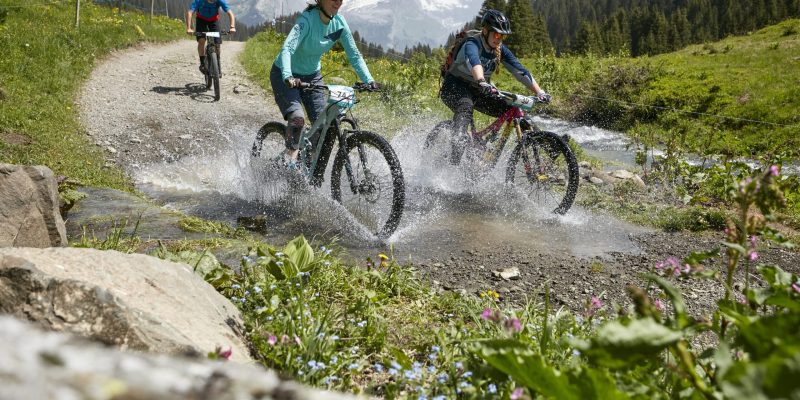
[195,18,221,43]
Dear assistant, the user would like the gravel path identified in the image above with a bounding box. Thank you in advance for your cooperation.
[78,39,281,169]
[76,40,800,317]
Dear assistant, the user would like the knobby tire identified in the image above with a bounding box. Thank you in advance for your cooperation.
[331,131,405,238]
[209,51,220,101]
[505,130,579,214]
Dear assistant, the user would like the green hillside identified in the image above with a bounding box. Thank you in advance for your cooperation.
[0,1,183,188]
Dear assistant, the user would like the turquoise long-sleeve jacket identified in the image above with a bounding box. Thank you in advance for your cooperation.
[274,8,373,84]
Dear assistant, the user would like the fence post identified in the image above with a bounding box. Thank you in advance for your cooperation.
[150,0,154,24]
[164,0,169,18]
[75,0,80,28]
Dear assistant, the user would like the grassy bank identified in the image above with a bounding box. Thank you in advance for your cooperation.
[0,1,183,188]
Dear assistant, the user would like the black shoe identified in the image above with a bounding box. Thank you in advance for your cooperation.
[199,64,207,74]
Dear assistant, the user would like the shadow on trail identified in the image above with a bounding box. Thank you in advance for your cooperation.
[151,84,215,102]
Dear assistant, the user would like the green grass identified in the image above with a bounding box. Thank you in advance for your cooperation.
[0,1,183,188]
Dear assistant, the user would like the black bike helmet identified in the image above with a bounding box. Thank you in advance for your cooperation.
[481,9,512,35]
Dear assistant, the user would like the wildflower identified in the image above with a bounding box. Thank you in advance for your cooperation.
[418,395,427,400]
[454,361,463,370]
[322,375,338,385]
[330,335,340,341]
[275,251,285,257]
[281,334,290,344]
[572,349,581,357]
[267,335,277,346]
[792,283,800,294]
[748,251,759,262]
[307,360,319,369]
[244,290,250,297]
[294,335,302,345]
[510,387,524,399]
[331,355,338,364]
[437,373,448,383]
[404,369,417,380]
[433,396,447,400]
[504,318,522,332]
[462,371,473,378]
[388,367,399,376]
[357,320,367,328]
[323,261,331,267]
[575,315,583,324]
[266,316,273,321]
[231,296,239,302]
[373,363,384,373]
[488,383,497,394]
[428,352,437,361]
[231,284,241,289]
[348,362,360,370]
[270,284,277,289]
[253,286,262,294]
[590,296,603,309]
[427,365,437,373]
[654,299,664,312]
[769,165,779,176]
[431,345,440,353]
[480,308,500,322]
[390,361,402,370]
[276,261,284,266]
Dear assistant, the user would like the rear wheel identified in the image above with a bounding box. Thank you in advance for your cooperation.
[506,130,579,214]
[208,51,221,101]
[331,131,405,238]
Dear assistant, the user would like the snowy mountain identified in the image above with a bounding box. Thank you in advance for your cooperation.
[229,0,483,50]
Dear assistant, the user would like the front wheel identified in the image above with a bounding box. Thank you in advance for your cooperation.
[506,130,579,214]
[208,51,220,101]
[331,131,405,238]
[251,121,287,161]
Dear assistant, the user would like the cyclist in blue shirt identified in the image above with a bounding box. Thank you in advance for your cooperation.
[271,0,379,167]
[440,9,550,164]
[186,0,236,73]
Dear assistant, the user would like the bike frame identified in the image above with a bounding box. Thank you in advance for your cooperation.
[471,105,527,167]
[293,86,360,188]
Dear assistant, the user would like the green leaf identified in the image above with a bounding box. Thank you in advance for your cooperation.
[644,273,689,329]
[283,235,315,272]
[476,339,579,400]
[722,241,747,255]
[585,318,683,369]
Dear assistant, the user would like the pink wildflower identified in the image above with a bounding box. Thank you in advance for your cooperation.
[791,283,800,294]
[504,318,522,332]
[267,335,277,346]
[654,299,664,312]
[769,165,779,176]
[510,387,524,400]
[480,308,501,323]
[294,335,302,345]
[748,251,759,262]
[749,235,758,247]
[590,296,603,309]
[218,347,232,360]
[281,334,290,344]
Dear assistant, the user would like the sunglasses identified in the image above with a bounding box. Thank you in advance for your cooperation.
[490,31,506,40]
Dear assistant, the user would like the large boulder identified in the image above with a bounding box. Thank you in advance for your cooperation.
[0,163,67,247]
[0,315,355,400]
[0,247,252,363]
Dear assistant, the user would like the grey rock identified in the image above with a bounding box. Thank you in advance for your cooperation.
[0,247,251,363]
[0,164,67,248]
[0,316,355,400]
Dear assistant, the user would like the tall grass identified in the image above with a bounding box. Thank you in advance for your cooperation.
[0,1,183,188]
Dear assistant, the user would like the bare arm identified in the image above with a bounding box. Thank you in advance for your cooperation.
[226,10,236,31]
[471,64,486,82]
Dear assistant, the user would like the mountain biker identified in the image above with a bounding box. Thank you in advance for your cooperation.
[439,9,551,164]
[270,0,379,168]
[186,0,236,74]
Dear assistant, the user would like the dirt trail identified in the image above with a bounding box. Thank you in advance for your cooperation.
[76,40,800,315]
[78,39,281,169]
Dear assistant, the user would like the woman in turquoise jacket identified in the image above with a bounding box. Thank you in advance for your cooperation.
[271,0,378,167]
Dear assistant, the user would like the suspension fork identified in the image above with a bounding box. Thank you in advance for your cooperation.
[516,123,541,182]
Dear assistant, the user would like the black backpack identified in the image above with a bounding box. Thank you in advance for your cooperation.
[440,30,482,80]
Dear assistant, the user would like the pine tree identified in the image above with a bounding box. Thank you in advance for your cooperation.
[504,0,541,57]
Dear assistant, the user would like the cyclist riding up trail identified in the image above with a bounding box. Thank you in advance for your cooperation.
[440,9,551,164]
[186,0,236,74]
[271,0,379,169]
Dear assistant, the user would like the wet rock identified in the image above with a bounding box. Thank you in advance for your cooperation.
[0,164,67,247]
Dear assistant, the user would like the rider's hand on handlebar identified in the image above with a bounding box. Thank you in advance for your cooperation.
[285,77,302,89]
[229,26,236,33]
[536,91,552,103]
[477,80,498,96]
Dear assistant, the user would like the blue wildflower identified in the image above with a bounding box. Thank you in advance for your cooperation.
[373,363,384,373]
[231,284,241,289]
[488,383,497,394]
[348,363,360,370]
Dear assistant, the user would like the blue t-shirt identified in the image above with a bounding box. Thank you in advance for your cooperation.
[449,36,536,88]
[274,8,373,84]
[190,0,230,22]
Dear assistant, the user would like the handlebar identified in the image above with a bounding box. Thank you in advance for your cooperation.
[191,31,231,38]
[297,82,380,93]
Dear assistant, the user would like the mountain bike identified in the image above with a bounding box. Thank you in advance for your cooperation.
[425,90,579,214]
[251,82,405,238]
[194,30,228,101]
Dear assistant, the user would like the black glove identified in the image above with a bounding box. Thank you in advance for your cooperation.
[367,81,381,91]
[537,91,552,103]
[477,80,497,96]
[285,77,301,89]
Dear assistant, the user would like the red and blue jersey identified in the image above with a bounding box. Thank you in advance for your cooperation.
[190,0,230,22]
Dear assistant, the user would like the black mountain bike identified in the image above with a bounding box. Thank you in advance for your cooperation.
[194,30,228,101]
[251,82,405,238]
